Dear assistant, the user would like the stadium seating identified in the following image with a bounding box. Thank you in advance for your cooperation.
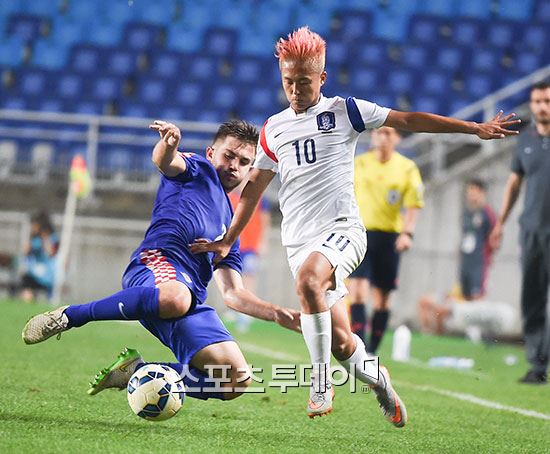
[0,0,548,178]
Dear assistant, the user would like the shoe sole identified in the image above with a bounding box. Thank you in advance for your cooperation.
[88,348,142,396]
[307,388,335,419]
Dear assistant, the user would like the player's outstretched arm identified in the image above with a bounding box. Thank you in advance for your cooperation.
[149,120,186,177]
[489,172,523,250]
[384,110,521,140]
[213,266,301,333]
[190,168,275,262]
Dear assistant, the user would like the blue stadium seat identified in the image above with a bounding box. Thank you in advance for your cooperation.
[387,0,418,15]
[37,98,64,113]
[354,41,388,66]
[204,28,238,57]
[400,44,430,69]
[247,86,277,112]
[349,67,379,93]
[82,22,122,46]
[412,96,443,114]
[91,76,122,101]
[421,71,452,95]
[251,4,290,36]
[449,97,475,114]
[0,0,26,16]
[7,14,46,42]
[211,85,238,110]
[196,109,227,123]
[536,0,550,21]
[293,5,332,34]
[187,55,218,81]
[416,0,457,18]
[486,22,519,49]
[337,0,377,11]
[373,11,409,42]
[117,102,148,118]
[465,73,495,98]
[31,40,68,70]
[21,0,59,16]
[498,0,535,21]
[18,70,48,96]
[70,45,102,72]
[387,69,414,93]
[177,2,215,32]
[51,18,86,47]
[98,147,133,173]
[515,52,541,75]
[436,46,468,72]
[134,0,175,25]
[333,11,371,43]
[148,51,183,79]
[216,2,251,30]
[452,19,484,46]
[167,25,202,53]
[138,79,167,103]
[231,57,269,83]
[175,82,203,107]
[56,73,84,100]
[457,0,491,18]
[124,23,163,50]
[0,36,25,66]
[66,1,101,22]
[523,24,548,51]
[1,96,27,110]
[104,1,135,25]
[471,47,501,73]
[408,16,441,43]
[105,50,139,76]
[74,100,104,115]
[326,40,349,66]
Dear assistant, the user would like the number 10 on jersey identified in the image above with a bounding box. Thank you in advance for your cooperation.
[292,139,316,165]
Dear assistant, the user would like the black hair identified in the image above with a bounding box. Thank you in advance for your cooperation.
[466,178,486,191]
[531,81,550,93]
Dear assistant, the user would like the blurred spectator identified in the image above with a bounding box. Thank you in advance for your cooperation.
[418,179,506,337]
[490,82,550,384]
[347,126,424,353]
[18,212,59,302]
[228,179,271,332]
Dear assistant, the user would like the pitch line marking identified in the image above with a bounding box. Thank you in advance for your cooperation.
[239,342,550,422]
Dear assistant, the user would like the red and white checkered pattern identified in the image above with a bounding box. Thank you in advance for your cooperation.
[139,249,177,285]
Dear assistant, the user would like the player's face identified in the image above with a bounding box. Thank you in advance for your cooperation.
[530,88,550,125]
[465,185,485,209]
[371,127,400,151]
[280,59,327,113]
[207,136,256,192]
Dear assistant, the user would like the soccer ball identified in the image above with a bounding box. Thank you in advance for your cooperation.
[127,364,185,421]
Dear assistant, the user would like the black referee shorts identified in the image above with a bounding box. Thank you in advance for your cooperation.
[349,230,400,291]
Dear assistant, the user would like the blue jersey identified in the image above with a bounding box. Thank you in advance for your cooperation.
[129,152,242,303]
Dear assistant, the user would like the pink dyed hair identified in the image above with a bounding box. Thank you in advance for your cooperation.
[275,26,326,72]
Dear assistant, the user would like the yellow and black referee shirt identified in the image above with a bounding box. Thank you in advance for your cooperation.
[354,150,424,233]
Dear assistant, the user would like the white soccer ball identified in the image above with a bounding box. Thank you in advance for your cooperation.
[127,364,185,421]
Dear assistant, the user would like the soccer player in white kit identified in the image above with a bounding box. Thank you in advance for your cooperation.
[191,27,520,424]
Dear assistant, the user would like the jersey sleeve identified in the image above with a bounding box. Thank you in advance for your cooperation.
[163,152,202,183]
[510,147,524,175]
[253,121,279,172]
[215,239,243,274]
[403,164,425,208]
[345,97,391,132]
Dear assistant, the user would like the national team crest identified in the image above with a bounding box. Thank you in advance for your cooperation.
[317,111,336,131]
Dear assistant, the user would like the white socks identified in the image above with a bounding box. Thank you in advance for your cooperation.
[338,333,381,388]
[301,311,332,389]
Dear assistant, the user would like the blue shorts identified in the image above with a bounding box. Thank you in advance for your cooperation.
[121,250,234,366]
[349,230,400,291]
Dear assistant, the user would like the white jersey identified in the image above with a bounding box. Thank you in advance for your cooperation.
[254,95,390,247]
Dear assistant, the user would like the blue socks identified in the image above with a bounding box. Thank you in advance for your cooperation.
[65,286,160,328]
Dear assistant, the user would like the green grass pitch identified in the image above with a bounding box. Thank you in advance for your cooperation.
[1,299,549,453]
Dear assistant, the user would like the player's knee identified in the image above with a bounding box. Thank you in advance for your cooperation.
[223,365,252,400]
[158,282,192,318]
[295,272,322,301]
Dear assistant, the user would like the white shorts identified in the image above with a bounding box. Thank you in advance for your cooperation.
[286,219,367,308]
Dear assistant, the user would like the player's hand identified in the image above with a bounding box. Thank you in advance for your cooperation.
[475,111,521,140]
[395,233,412,252]
[189,238,232,265]
[489,222,503,250]
[274,307,301,333]
[149,120,181,149]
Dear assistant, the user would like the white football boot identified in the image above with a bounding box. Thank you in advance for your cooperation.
[22,305,70,344]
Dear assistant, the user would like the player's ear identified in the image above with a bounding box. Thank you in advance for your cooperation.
[320,70,327,85]
[206,146,215,161]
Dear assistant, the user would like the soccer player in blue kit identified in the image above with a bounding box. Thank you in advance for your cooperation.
[22,119,300,401]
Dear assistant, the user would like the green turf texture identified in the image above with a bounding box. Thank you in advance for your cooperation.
[1,299,549,453]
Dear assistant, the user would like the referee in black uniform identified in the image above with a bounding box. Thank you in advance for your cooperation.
[491,82,550,384]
